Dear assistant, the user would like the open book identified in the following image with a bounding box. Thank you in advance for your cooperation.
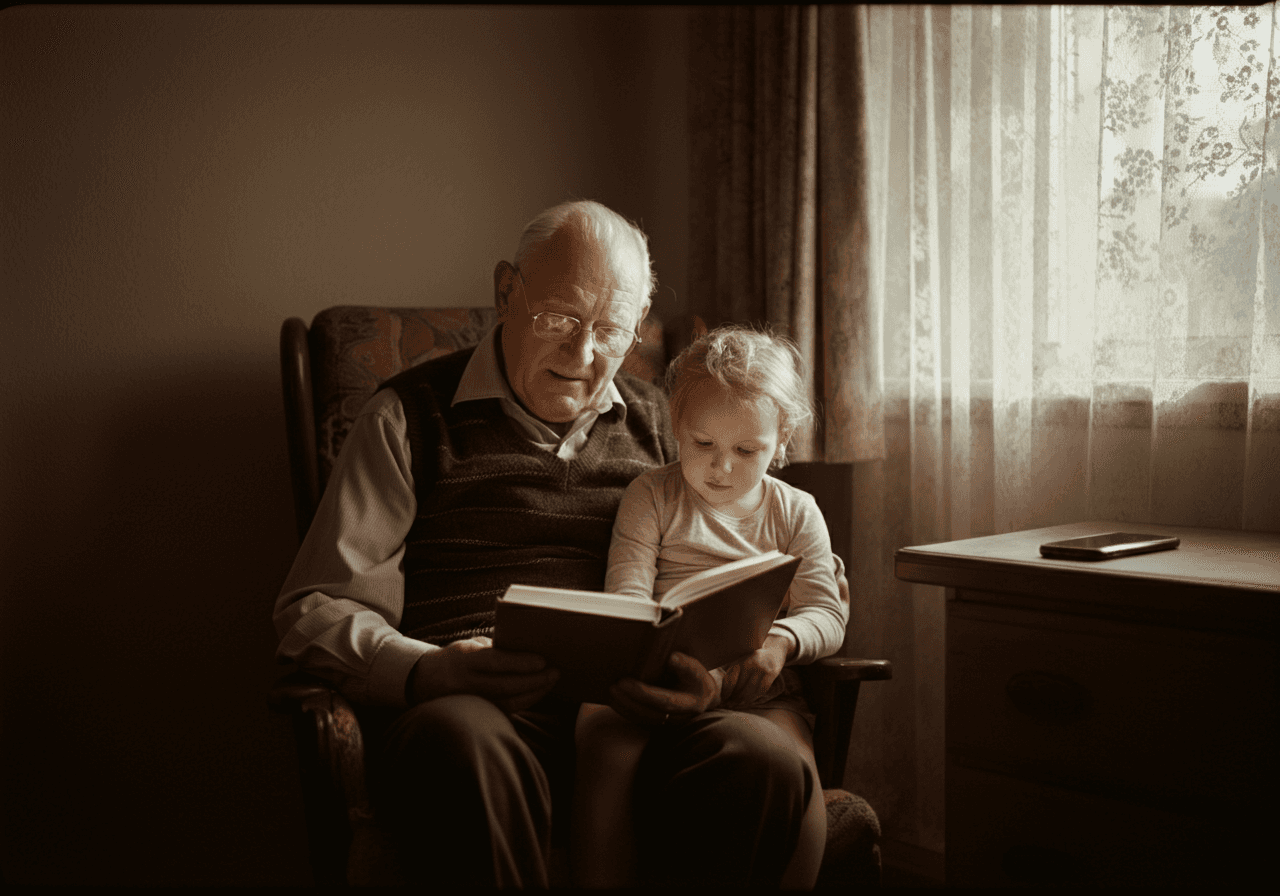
[493,551,801,704]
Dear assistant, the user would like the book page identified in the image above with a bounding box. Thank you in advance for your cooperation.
[660,550,791,609]
[502,584,660,622]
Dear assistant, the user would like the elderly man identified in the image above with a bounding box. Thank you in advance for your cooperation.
[274,200,813,887]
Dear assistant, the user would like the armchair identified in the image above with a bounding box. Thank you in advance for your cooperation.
[269,306,892,887]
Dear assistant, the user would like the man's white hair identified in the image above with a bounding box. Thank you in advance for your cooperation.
[514,200,657,303]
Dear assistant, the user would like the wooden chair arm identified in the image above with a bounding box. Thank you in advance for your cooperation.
[280,317,319,544]
[268,669,369,886]
[267,669,344,712]
[798,658,892,790]
[808,656,893,682]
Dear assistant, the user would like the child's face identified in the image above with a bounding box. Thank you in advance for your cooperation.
[675,382,782,517]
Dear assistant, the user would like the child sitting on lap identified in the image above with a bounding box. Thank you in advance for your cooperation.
[571,325,849,888]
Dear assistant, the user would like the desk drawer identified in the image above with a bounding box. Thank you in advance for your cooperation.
[945,762,1265,886]
[947,598,1278,811]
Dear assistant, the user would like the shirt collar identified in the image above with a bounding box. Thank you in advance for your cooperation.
[453,323,626,421]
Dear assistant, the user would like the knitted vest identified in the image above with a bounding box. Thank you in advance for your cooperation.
[384,348,676,646]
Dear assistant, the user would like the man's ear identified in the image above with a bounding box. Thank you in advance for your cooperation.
[494,261,517,318]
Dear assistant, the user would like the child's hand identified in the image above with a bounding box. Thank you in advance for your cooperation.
[720,633,794,706]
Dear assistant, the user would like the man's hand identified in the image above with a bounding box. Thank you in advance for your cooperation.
[718,632,793,706]
[407,636,559,713]
[608,651,719,727]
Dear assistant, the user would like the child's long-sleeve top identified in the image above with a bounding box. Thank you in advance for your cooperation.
[604,462,848,665]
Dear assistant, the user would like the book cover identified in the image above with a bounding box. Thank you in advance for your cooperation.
[492,553,801,704]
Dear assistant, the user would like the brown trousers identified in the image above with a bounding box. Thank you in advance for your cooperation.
[364,693,811,887]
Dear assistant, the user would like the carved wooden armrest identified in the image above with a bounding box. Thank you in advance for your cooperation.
[798,658,892,789]
[805,656,893,682]
[268,669,371,885]
[268,669,340,710]
[268,670,370,804]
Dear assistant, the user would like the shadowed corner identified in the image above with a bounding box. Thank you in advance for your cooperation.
[1,362,312,885]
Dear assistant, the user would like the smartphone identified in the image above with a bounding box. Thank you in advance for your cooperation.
[1039,532,1180,561]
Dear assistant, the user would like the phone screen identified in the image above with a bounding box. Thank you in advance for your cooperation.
[1040,532,1180,560]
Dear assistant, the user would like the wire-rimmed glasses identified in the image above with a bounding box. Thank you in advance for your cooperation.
[514,270,641,359]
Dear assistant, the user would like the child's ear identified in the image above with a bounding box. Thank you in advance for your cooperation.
[772,436,789,470]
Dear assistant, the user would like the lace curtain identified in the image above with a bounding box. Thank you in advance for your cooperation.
[874,4,1280,542]
[868,1,1280,856]
[689,4,1280,859]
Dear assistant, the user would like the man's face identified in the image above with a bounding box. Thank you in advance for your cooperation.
[497,227,648,424]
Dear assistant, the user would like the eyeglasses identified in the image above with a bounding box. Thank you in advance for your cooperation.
[514,270,641,359]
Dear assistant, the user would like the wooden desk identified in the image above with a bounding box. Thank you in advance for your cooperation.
[896,521,1279,886]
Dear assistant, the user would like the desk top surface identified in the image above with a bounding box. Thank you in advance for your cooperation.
[898,521,1278,591]
[896,521,1279,631]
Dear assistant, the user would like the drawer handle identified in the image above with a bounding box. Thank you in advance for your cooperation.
[1005,670,1091,721]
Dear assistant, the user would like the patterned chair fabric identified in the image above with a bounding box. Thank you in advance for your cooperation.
[307,306,667,491]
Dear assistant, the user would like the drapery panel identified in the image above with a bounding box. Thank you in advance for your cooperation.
[688,5,880,463]
[689,3,937,856]
[690,2,1280,861]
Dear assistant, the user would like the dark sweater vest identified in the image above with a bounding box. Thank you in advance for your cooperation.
[383,347,676,646]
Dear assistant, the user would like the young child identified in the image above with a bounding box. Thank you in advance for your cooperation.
[571,325,849,888]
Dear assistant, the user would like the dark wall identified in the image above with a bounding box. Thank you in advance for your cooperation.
[0,5,689,884]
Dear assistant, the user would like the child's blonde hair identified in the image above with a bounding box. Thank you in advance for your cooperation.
[665,325,814,470]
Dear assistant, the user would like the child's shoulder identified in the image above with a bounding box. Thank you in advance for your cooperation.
[626,461,685,496]
[764,473,825,516]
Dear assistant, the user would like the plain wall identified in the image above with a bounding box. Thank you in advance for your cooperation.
[0,5,688,884]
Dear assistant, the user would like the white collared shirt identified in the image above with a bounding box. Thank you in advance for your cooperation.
[272,325,628,707]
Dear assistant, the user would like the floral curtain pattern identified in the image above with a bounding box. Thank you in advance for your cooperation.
[857,2,1280,858]
[690,3,1280,863]
[881,4,1280,546]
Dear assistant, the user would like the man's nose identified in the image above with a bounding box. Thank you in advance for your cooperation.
[561,327,596,365]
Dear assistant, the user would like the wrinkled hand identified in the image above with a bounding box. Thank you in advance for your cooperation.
[718,633,792,706]
[609,651,719,727]
[407,636,559,713]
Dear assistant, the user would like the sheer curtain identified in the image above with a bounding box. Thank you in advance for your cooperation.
[877,4,1280,544]
[871,2,1280,857]
[690,3,1280,862]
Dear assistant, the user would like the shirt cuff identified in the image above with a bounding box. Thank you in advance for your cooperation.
[769,621,809,665]
[367,633,437,708]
